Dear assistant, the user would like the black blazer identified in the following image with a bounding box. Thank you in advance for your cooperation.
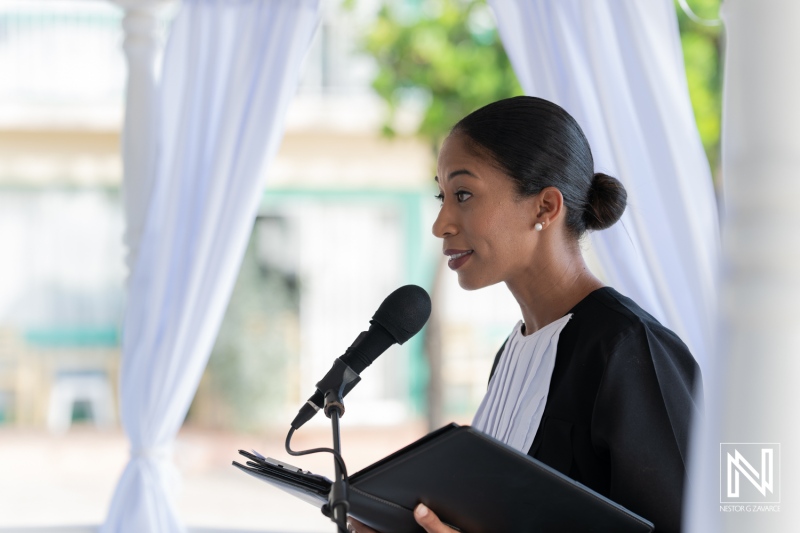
[489,287,702,533]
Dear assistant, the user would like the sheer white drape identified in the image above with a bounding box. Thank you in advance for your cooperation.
[102,1,320,531]
[488,0,720,372]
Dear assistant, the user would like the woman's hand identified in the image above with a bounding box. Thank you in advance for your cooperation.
[347,504,459,533]
[413,503,459,532]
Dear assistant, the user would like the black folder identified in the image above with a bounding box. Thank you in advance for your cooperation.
[233,423,654,533]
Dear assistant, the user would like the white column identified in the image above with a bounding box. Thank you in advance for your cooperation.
[114,0,173,279]
[687,1,800,530]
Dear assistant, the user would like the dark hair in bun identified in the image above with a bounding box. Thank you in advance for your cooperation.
[451,96,627,239]
[584,172,627,231]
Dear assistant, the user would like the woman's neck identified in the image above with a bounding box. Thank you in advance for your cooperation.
[506,249,604,336]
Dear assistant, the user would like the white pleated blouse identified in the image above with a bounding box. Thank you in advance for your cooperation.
[472,313,573,454]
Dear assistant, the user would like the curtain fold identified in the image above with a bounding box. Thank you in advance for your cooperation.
[488,0,720,374]
[102,1,320,531]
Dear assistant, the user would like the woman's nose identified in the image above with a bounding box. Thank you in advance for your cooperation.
[432,203,457,238]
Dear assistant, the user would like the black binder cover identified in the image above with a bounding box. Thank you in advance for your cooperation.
[233,424,655,533]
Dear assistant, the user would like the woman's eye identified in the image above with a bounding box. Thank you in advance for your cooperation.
[435,191,471,205]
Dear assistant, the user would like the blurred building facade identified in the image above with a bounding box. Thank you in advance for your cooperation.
[0,0,539,434]
[0,1,126,428]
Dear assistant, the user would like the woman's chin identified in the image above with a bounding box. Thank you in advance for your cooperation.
[456,273,495,291]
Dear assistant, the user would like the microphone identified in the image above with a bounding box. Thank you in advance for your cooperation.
[290,284,432,429]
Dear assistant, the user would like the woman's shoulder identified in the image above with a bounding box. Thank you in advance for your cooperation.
[568,286,679,336]
[561,286,695,365]
[570,286,659,326]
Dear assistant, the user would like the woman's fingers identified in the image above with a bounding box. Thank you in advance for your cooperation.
[347,516,379,533]
[347,504,458,533]
[414,504,458,532]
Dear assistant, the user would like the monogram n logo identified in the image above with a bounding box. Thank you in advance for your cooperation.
[720,443,780,503]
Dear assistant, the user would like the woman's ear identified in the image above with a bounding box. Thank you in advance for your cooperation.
[534,186,564,227]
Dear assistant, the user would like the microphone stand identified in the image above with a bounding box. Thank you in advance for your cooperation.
[324,389,349,533]
[292,358,360,532]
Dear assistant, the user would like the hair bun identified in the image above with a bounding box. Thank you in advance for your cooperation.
[583,172,627,231]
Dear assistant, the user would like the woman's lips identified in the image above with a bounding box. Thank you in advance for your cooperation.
[444,249,473,270]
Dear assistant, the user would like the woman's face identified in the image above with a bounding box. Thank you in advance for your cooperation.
[432,133,542,290]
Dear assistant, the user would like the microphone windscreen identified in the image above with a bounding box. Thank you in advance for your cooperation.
[371,285,432,344]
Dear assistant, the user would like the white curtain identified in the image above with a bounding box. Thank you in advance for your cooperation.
[102,1,320,531]
[488,0,720,373]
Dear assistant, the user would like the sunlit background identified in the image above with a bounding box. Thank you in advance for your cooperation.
[0,0,720,531]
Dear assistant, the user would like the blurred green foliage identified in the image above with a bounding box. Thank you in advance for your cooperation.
[364,0,522,151]
[193,230,299,431]
[361,0,723,174]
[675,0,723,175]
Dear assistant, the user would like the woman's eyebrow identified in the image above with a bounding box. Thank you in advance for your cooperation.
[449,169,478,180]
[434,169,478,182]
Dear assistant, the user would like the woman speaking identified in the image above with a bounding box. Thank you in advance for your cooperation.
[349,96,702,533]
